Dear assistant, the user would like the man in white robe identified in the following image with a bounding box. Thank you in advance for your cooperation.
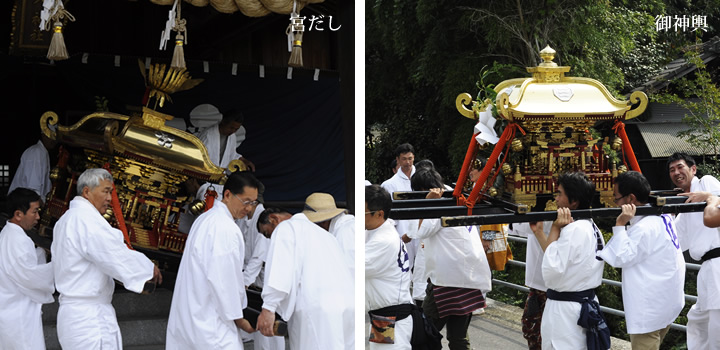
[51,168,161,349]
[166,171,261,349]
[533,172,606,350]
[237,201,286,350]
[598,171,685,348]
[8,132,57,199]
[667,152,720,349]
[196,108,255,171]
[381,143,417,266]
[0,188,55,349]
[365,184,414,349]
[256,208,354,350]
[302,192,355,278]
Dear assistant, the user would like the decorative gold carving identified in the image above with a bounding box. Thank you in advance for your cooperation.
[456,92,476,120]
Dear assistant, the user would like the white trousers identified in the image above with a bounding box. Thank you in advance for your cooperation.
[687,305,720,349]
[57,303,122,350]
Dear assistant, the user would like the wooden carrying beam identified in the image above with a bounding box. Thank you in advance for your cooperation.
[440,202,707,227]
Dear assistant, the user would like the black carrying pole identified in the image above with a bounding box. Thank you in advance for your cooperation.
[441,202,707,227]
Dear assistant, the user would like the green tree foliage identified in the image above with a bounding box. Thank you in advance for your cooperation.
[365,0,670,185]
[653,46,720,178]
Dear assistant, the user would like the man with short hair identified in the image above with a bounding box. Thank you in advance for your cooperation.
[365,184,415,349]
[0,188,55,349]
[599,171,685,349]
[667,152,720,349]
[51,168,161,349]
[256,207,354,349]
[197,108,255,171]
[531,172,609,350]
[302,192,355,278]
[166,171,261,349]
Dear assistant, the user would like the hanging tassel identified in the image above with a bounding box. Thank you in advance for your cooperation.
[40,0,74,61]
[288,1,304,68]
[204,186,218,212]
[171,34,186,68]
[47,21,69,61]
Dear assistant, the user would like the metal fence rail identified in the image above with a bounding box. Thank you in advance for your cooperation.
[499,235,696,332]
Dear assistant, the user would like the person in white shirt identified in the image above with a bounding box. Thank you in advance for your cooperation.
[8,131,57,200]
[598,171,685,349]
[0,188,55,350]
[51,168,162,350]
[381,143,419,267]
[166,171,260,349]
[365,184,415,349]
[402,168,492,349]
[667,152,720,349]
[531,172,608,350]
[196,108,255,171]
[302,192,355,278]
[237,198,286,350]
[256,208,354,349]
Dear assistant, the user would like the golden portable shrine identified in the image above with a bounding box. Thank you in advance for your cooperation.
[34,64,247,271]
[389,46,707,225]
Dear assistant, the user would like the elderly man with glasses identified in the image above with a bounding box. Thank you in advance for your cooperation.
[166,171,262,349]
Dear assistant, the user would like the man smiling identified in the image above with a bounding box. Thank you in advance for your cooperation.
[667,152,720,349]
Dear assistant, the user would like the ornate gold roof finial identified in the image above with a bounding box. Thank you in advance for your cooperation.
[539,45,558,67]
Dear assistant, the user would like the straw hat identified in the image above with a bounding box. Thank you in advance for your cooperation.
[302,192,346,223]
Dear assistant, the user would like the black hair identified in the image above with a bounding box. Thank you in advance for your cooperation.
[390,158,397,169]
[411,169,444,191]
[415,159,435,172]
[6,188,41,216]
[223,171,261,198]
[667,152,696,170]
[365,184,392,219]
[221,108,244,124]
[256,207,291,231]
[614,171,651,204]
[394,143,415,158]
[557,172,595,209]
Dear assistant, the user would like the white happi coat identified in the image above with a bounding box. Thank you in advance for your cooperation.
[237,204,286,350]
[541,219,605,350]
[197,123,242,168]
[381,167,419,266]
[8,140,51,198]
[598,213,685,334]
[410,218,491,291]
[262,213,354,350]
[0,222,55,350]
[366,219,413,350]
[166,201,247,350]
[674,176,720,349]
[238,203,269,288]
[512,222,551,291]
[51,196,154,349]
[330,212,356,279]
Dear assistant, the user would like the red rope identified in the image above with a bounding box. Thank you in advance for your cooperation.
[102,163,133,250]
[465,123,525,214]
[611,120,641,173]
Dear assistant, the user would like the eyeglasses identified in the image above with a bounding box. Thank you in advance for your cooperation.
[613,194,628,204]
[234,194,259,207]
[365,211,377,215]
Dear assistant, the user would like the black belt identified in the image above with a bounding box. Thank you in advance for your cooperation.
[701,247,720,263]
[546,288,595,303]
